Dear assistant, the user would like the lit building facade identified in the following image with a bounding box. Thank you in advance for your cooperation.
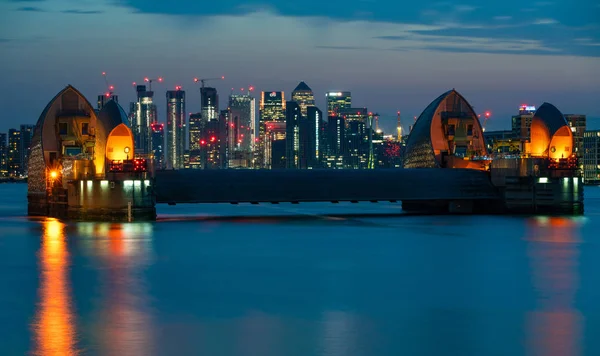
[258,91,285,167]
[150,123,165,170]
[0,133,7,177]
[229,93,255,168]
[264,121,286,169]
[307,106,324,167]
[132,85,157,155]
[8,129,21,177]
[201,87,219,122]
[326,91,351,117]
[324,115,345,169]
[565,114,586,158]
[291,81,315,116]
[286,101,302,168]
[583,130,600,184]
[166,89,186,169]
[20,124,35,176]
[188,113,203,169]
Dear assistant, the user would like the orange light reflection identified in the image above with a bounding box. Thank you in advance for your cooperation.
[32,218,78,356]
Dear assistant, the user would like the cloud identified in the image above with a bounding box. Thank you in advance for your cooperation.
[454,5,477,12]
[493,16,512,21]
[315,45,372,50]
[535,1,554,6]
[533,18,559,25]
[7,0,45,2]
[0,38,11,43]
[61,9,103,14]
[16,6,44,12]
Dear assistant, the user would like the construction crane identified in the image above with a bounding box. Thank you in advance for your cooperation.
[482,111,491,132]
[193,76,225,88]
[101,71,115,97]
[143,76,163,91]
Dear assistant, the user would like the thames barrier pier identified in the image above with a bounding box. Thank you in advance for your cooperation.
[27,86,155,221]
[27,86,582,221]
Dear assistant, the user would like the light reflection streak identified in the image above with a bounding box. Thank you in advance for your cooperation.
[32,218,78,356]
[78,222,155,355]
[526,217,583,356]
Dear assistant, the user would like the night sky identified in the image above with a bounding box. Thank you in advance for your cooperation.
[1,0,599,134]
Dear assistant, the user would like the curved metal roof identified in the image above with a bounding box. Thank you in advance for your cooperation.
[97,99,129,132]
[533,102,568,137]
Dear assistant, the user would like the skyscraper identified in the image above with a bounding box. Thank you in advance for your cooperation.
[201,87,219,121]
[188,112,203,169]
[326,91,351,117]
[307,106,323,168]
[166,89,186,169]
[19,124,34,176]
[286,101,302,168]
[7,129,21,177]
[292,81,315,116]
[0,133,7,177]
[131,85,156,155]
[325,115,345,169]
[258,91,285,167]
[150,123,165,170]
[229,93,256,153]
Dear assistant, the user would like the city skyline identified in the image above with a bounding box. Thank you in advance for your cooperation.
[1,0,599,134]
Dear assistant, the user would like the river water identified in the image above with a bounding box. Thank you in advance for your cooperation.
[1,183,600,356]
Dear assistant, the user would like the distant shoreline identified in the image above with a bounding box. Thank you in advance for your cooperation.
[0,179,27,184]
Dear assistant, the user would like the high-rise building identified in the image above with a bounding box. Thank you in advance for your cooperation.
[188,112,203,169]
[201,112,228,169]
[229,93,256,154]
[325,115,345,169]
[326,91,351,117]
[97,94,118,111]
[286,101,302,168]
[166,89,186,169]
[565,114,586,158]
[132,85,156,155]
[307,106,323,168]
[291,81,315,116]
[258,91,285,167]
[512,112,534,148]
[201,87,219,121]
[583,130,600,184]
[0,133,7,177]
[150,123,165,170]
[264,121,286,169]
[19,124,34,176]
[7,129,21,177]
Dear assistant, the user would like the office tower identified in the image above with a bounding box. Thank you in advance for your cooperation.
[201,87,219,121]
[307,106,323,168]
[258,91,285,167]
[325,115,345,169]
[339,107,368,124]
[166,89,186,169]
[264,122,286,169]
[188,113,203,169]
[565,114,586,158]
[346,120,368,169]
[97,94,118,111]
[132,85,156,155]
[150,123,165,170]
[583,130,600,184]
[292,81,315,116]
[229,94,256,152]
[286,101,302,168]
[201,111,228,169]
[7,129,21,177]
[19,124,34,176]
[0,133,7,177]
[325,91,351,117]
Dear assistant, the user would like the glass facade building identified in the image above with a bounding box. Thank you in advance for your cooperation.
[150,123,165,170]
[291,82,315,117]
[20,124,35,176]
[583,130,600,184]
[326,91,351,117]
[166,89,186,169]
[258,91,285,168]
[132,85,156,155]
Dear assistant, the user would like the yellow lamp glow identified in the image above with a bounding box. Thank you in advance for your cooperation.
[49,171,58,179]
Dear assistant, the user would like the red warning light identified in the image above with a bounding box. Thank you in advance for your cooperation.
[102,72,106,75]
[485,111,491,117]
[132,82,136,86]
[194,78,199,83]
[105,93,110,97]
[210,136,216,142]
[221,76,225,80]
[144,77,149,82]
[200,140,206,145]
[158,77,163,82]
[109,85,114,90]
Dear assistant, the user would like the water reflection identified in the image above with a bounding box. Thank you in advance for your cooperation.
[526,217,583,356]
[78,223,155,356]
[31,218,78,356]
